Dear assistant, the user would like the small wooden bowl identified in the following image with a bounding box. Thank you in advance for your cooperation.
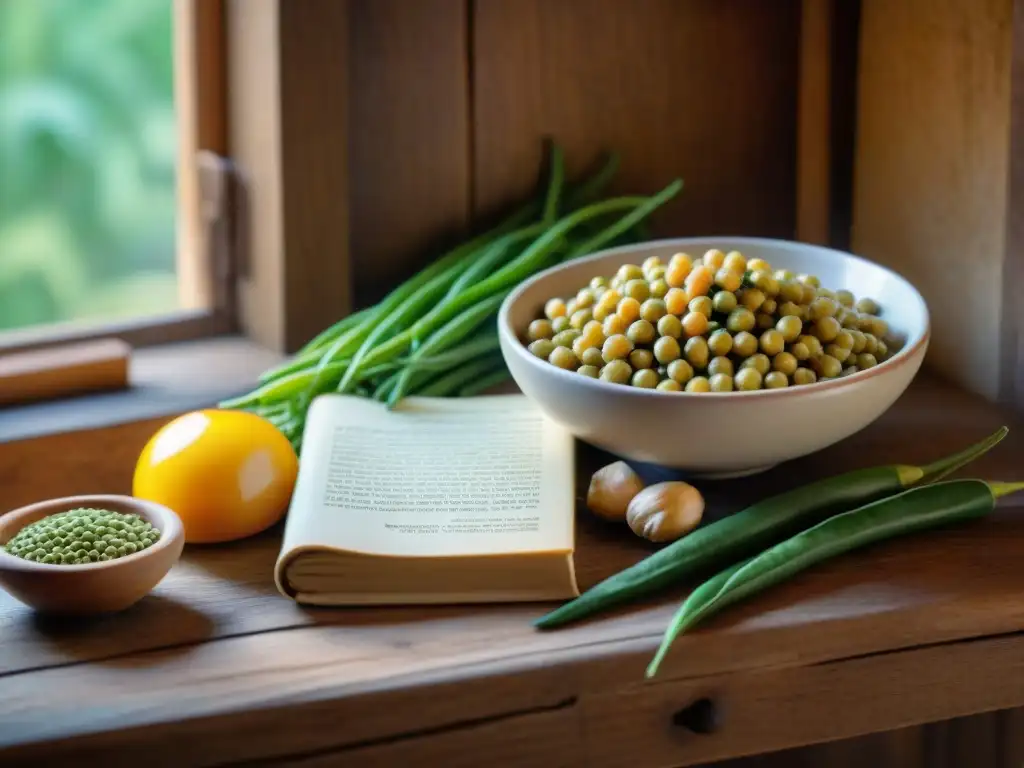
[0,494,185,615]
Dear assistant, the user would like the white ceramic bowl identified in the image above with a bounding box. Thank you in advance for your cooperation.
[498,237,930,477]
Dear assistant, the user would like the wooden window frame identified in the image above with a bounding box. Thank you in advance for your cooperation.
[0,0,233,356]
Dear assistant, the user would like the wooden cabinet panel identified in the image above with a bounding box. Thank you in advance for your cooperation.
[472,0,801,238]
[349,0,471,305]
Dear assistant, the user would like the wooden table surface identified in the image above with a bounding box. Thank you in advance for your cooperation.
[1,373,1024,767]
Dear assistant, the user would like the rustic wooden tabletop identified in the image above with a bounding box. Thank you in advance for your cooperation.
[1,373,1023,767]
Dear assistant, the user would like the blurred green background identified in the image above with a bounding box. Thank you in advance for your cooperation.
[0,0,178,334]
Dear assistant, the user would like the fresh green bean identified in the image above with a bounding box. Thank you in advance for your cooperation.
[257,347,330,385]
[445,223,548,300]
[219,360,350,409]
[373,371,402,402]
[329,249,480,395]
[295,306,378,358]
[458,367,511,397]
[564,179,684,261]
[533,427,1008,629]
[646,478,1024,677]
[543,144,565,224]
[387,294,506,406]
[413,354,507,398]
[396,328,500,372]
[563,152,620,208]
[410,192,675,341]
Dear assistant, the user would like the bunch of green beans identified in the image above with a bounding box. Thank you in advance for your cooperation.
[534,426,1009,630]
[645,476,1024,677]
[219,141,684,453]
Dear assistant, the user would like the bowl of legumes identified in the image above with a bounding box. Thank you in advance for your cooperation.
[498,237,929,477]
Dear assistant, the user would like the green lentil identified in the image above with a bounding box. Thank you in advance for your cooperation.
[3,508,160,565]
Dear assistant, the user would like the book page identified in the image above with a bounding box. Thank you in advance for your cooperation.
[279,394,575,558]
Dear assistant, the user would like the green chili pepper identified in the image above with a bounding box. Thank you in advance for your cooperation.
[534,427,1008,630]
[646,477,1024,678]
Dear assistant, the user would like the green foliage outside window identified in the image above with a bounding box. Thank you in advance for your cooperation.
[0,0,178,333]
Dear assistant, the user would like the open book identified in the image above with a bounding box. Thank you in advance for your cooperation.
[273,394,579,605]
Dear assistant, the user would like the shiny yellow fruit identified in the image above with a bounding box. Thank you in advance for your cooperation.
[133,409,299,544]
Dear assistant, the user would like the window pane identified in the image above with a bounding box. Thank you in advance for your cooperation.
[0,0,178,333]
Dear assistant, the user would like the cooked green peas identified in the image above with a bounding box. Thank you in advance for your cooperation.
[776,315,802,342]
[624,279,649,302]
[524,249,894,394]
[739,288,766,312]
[726,308,756,333]
[630,349,655,369]
[707,356,734,377]
[809,297,837,320]
[789,341,810,361]
[552,329,580,347]
[684,336,710,368]
[709,373,734,392]
[857,352,878,369]
[826,343,850,363]
[793,367,817,385]
[707,329,733,357]
[581,346,604,367]
[741,353,771,377]
[759,329,785,356]
[667,359,694,384]
[856,297,880,315]
[528,339,555,359]
[772,351,798,376]
[778,301,802,318]
[685,376,711,393]
[602,334,632,361]
[732,331,758,358]
[712,291,737,314]
[813,316,841,342]
[632,368,659,388]
[734,367,763,391]
[689,296,713,319]
[654,337,681,365]
[627,319,656,345]
[657,314,683,339]
[813,354,842,379]
[549,346,579,370]
[778,281,803,303]
[528,319,554,340]
[640,298,667,323]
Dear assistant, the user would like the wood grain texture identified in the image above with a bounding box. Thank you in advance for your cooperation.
[853,0,1012,402]
[0,339,130,406]
[348,0,471,307]
[472,0,801,238]
[796,0,832,244]
[582,635,1024,767]
[1001,0,1024,410]
[278,0,353,351]
[1,376,1024,765]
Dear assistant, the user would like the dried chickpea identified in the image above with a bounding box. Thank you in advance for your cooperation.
[686,376,711,393]
[528,319,554,340]
[702,249,726,270]
[682,311,709,337]
[544,298,567,320]
[657,314,683,339]
[629,348,655,370]
[602,334,632,362]
[684,264,714,298]
[617,297,641,323]
[723,250,747,273]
